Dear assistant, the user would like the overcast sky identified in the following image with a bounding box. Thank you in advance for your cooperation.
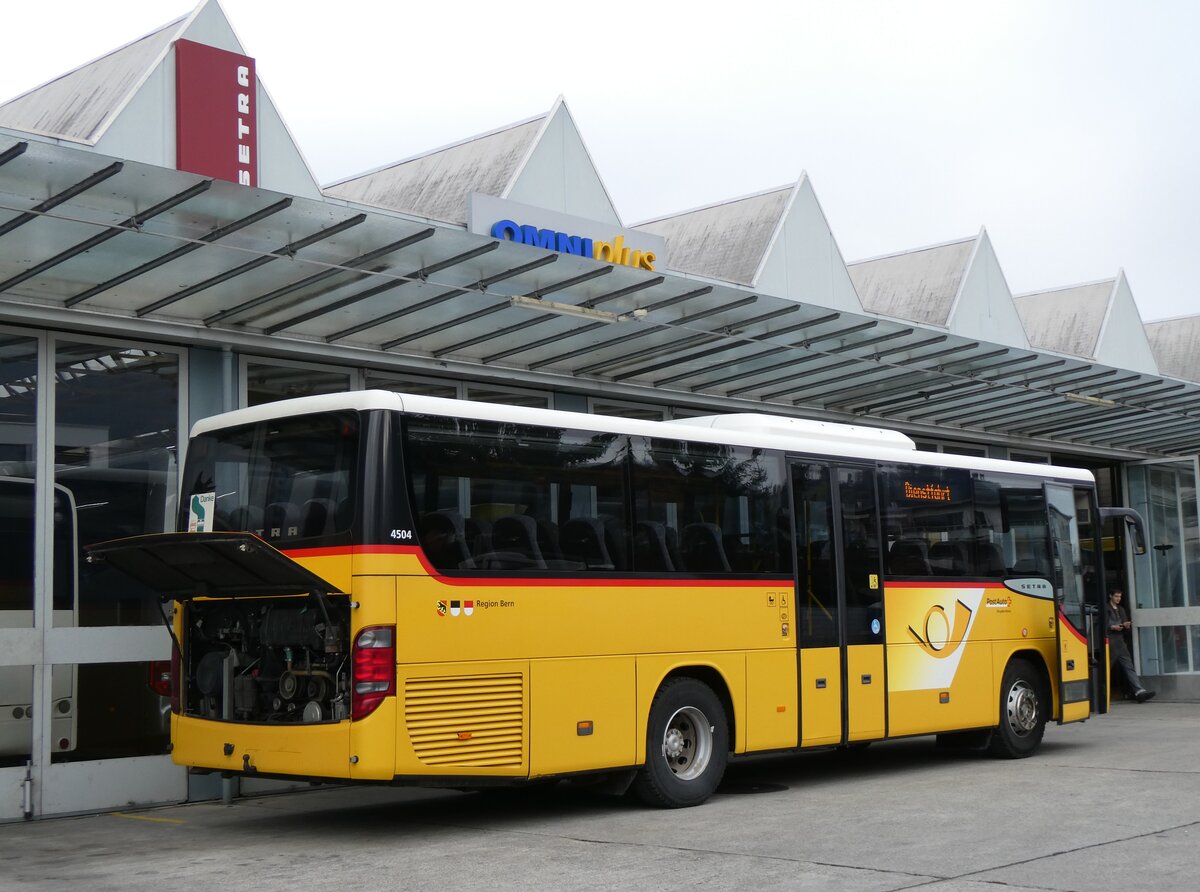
[2,1,1197,322]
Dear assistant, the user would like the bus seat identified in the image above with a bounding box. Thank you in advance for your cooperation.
[301,498,336,538]
[682,522,731,573]
[634,521,675,571]
[418,511,473,570]
[975,542,1006,577]
[929,540,970,576]
[492,514,546,568]
[889,539,931,576]
[228,505,263,533]
[265,502,300,537]
[561,517,614,569]
[601,515,628,570]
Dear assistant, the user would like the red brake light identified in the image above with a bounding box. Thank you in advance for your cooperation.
[148,660,172,699]
[352,626,395,720]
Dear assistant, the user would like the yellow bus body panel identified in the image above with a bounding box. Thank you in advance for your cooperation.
[745,649,799,751]
[395,659,529,777]
[884,582,1059,737]
[799,647,841,747]
[529,656,636,777]
[846,645,886,741]
[173,711,351,779]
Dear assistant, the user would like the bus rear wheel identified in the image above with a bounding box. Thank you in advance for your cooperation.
[633,678,728,808]
[988,658,1045,758]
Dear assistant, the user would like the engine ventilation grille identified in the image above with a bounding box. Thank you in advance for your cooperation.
[405,673,524,768]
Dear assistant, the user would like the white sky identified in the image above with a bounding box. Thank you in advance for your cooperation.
[2,1,1197,322]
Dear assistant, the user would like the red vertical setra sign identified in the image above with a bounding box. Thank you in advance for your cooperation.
[175,39,257,187]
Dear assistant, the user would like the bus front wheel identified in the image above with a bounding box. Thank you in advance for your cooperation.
[988,658,1045,758]
[633,677,729,808]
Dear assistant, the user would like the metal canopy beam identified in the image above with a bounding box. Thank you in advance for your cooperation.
[571,296,758,376]
[0,141,28,168]
[137,211,365,317]
[482,286,713,365]
[323,242,504,341]
[434,273,662,356]
[1016,407,1148,438]
[652,311,846,387]
[0,179,213,297]
[66,196,293,308]
[1100,416,1200,448]
[612,304,804,382]
[389,264,617,352]
[827,342,984,410]
[0,160,124,241]
[212,228,436,327]
[902,369,1123,423]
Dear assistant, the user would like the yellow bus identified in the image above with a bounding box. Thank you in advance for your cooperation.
[90,391,1121,808]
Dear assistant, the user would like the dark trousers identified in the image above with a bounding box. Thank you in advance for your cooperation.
[1110,638,1145,696]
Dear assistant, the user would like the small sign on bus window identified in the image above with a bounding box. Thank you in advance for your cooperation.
[189,492,216,532]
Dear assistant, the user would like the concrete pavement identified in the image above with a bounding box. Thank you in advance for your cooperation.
[2,701,1197,891]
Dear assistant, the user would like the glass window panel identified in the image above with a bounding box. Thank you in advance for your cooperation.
[246,362,350,407]
[880,464,979,577]
[465,385,550,409]
[406,416,628,573]
[632,438,789,575]
[793,464,836,647]
[1192,625,1200,673]
[591,400,667,422]
[0,665,33,767]
[0,335,37,626]
[365,372,458,400]
[1150,466,1186,608]
[50,662,169,763]
[55,343,179,627]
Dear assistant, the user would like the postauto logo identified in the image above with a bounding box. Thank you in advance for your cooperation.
[491,219,657,272]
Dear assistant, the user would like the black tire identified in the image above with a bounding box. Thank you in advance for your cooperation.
[988,658,1046,758]
[632,677,729,808]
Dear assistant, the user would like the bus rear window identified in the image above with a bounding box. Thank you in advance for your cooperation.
[180,412,358,548]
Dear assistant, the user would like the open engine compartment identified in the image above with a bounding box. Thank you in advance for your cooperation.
[185,595,351,724]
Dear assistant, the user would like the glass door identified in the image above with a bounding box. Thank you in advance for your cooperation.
[1126,459,1200,681]
[1045,483,1092,723]
[790,461,886,747]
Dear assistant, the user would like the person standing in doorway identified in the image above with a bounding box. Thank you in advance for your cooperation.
[1107,589,1155,702]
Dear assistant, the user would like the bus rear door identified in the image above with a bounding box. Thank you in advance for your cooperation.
[790,462,887,747]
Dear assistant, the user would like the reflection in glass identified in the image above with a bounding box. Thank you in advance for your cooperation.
[51,662,170,763]
[246,362,350,406]
[1128,463,1200,610]
[0,665,33,768]
[55,343,178,627]
[365,373,457,400]
[0,336,37,626]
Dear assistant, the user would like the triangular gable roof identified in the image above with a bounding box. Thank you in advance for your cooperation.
[848,230,1030,347]
[1013,272,1157,373]
[848,236,975,326]
[1014,279,1114,357]
[635,176,862,312]
[635,185,793,286]
[324,98,620,227]
[0,14,188,143]
[0,1,321,198]
[1146,315,1200,382]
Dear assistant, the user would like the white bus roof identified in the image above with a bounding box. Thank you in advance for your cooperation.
[190,390,1095,483]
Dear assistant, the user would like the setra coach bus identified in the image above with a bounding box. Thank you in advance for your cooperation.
[89,390,1133,808]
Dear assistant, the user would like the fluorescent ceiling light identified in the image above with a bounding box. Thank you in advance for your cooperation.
[510,295,646,323]
[1064,392,1117,408]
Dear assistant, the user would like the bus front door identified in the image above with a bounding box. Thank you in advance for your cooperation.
[791,462,887,747]
[1045,483,1094,723]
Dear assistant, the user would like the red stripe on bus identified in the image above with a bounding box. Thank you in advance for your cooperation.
[1058,609,1088,645]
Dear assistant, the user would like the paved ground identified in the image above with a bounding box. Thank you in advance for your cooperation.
[1,701,1197,891]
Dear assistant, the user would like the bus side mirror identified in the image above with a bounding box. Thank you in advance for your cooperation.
[1099,508,1147,557]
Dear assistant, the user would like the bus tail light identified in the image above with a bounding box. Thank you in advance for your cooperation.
[352,626,395,720]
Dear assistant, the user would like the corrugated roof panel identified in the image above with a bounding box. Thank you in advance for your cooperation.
[0,18,182,143]
[847,237,975,326]
[323,118,544,224]
[636,187,790,286]
[1014,280,1113,359]
[1146,316,1200,382]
